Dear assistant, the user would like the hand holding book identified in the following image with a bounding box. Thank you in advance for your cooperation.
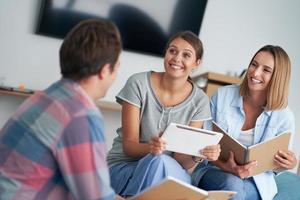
[199,144,221,161]
[212,121,291,177]
[274,150,297,171]
[222,151,258,179]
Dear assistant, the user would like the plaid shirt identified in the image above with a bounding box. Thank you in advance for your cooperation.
[0,79,115,200]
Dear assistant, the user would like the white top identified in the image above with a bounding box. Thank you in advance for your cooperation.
[238,128,254,147]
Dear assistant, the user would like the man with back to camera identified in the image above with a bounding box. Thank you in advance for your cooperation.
[0,19,124,200]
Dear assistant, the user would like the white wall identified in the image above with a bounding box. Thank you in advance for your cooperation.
[1,0,300,169]
[0,0,164,103]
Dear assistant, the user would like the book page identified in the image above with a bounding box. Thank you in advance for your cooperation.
[128,177,208,200]
[212,122,247,164]
[208,191,237,200]
[247,132,291,176]
[161,123,223,157]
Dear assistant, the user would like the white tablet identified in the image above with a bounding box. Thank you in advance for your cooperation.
[161,123,223,157]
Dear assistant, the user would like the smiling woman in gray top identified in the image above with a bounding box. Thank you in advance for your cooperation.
[107,31,221,197]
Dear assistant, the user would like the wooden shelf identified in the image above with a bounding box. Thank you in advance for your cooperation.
[0,89,31,98]
[192,72,243,96]
[0,88,121,111]
[193,71,242,85]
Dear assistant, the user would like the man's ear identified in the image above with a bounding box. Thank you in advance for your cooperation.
[98,63,111,80]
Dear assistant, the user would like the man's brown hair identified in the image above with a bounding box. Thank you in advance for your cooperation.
[60,19,121,80]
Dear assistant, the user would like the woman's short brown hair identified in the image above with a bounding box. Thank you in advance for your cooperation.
[60,19,122,81]
[240,45,291,110]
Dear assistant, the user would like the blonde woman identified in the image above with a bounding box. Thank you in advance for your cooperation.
[192,45,297,200]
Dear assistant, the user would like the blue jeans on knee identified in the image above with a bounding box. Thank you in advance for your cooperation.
[110,154,190,196]
[198,167,261,200]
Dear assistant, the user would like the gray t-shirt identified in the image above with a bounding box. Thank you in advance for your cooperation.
[107,71,211,167]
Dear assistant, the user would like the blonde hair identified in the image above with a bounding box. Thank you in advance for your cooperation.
[240,45,291,110]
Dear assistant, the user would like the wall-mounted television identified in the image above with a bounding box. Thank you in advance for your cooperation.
[36,0,207,57]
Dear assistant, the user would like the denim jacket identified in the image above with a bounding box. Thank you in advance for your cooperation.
[192,85,295,200]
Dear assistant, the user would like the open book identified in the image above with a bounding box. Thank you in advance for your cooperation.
[161,123,223,157]
[128,176,236,200]
[212,121,291,176]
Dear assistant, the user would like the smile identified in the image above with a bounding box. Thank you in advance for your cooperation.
[170,64,183,70]
[250,77,263,84]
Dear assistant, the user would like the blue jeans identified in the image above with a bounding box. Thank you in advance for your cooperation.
[198,167,261,200]
[110,154,191,196]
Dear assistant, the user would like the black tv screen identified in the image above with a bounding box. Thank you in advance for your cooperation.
[36,0,207,57]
